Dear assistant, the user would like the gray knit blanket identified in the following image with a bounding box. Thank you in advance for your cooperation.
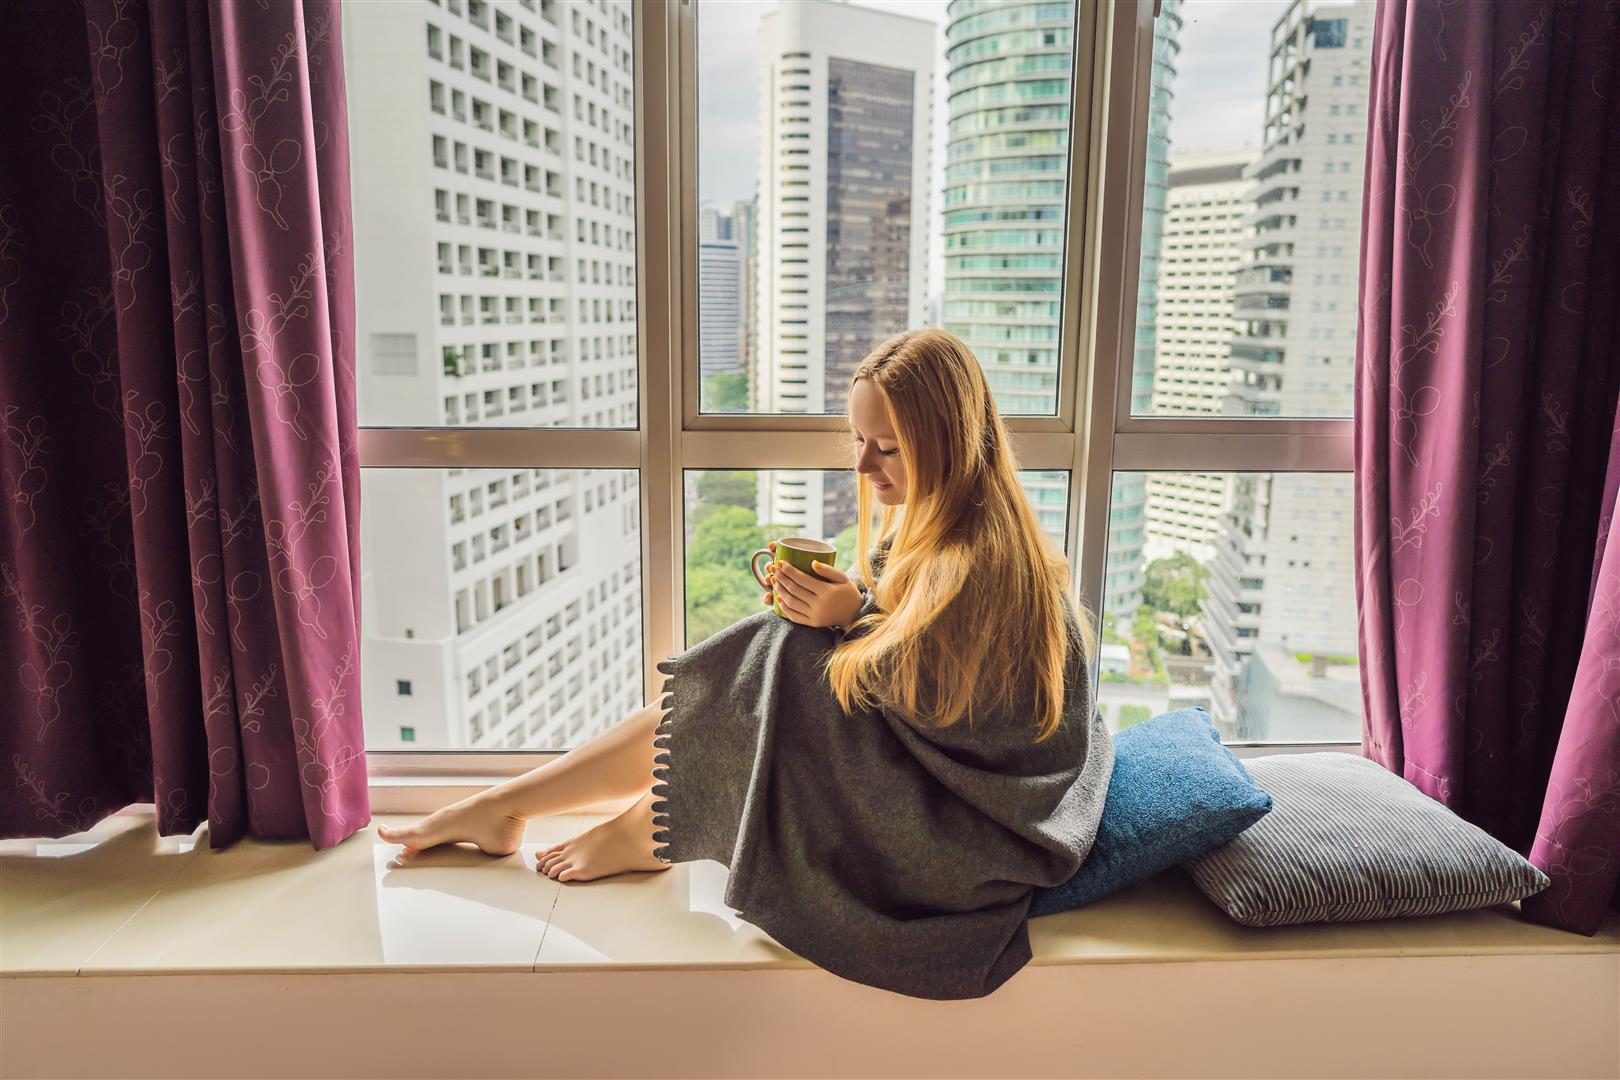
[648,545,1113,999]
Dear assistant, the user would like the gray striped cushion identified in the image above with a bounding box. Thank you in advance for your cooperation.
[1184,753,1550,927]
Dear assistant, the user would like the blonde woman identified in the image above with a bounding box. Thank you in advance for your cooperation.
[378,329,1114,1000]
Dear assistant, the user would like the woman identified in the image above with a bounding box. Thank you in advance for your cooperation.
[378,329,1114,1000]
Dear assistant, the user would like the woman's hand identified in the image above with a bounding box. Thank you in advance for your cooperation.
[763,541,865,629]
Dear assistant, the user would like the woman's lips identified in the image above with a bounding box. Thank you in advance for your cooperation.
[873,480,892,489]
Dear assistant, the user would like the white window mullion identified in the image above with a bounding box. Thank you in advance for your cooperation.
[637,0,686,705]
[1074,0,1151,644]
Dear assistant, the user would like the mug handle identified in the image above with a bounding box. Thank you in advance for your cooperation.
[750,547,773,590]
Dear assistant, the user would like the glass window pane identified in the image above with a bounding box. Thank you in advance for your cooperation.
[1134,0,1371,419]
[685,469,1069,645]
[345,0,638,429]
[1100,470,1360,743]
[696,0,1075,416]
[361,468,643,750]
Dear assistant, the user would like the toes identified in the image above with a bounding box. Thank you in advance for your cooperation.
[380,822,425,845]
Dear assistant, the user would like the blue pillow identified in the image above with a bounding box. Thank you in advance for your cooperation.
[1029,707,1272,917]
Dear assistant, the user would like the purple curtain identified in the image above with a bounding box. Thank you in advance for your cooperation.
[0,0,366,850]
[1356,0,1620,933]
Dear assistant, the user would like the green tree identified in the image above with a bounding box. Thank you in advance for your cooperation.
[1143,552,1208,618]
[687,505,766,569]
[832,522,861,573]
[685,563,762,642]
[694,470,757,514]
[703,371,750,412]
[1132,603,1160,649]
[684,507,769,644]
[1118,704,1153,729]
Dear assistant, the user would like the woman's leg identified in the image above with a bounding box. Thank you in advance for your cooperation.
[377,693,669,857]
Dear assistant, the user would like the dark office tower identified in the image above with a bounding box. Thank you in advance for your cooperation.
[755,2,932,543]
[824,58,916,417]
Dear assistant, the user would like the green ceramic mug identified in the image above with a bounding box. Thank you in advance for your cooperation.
[750,536,838,619]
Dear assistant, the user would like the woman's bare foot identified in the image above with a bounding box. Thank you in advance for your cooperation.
[535,790,670,883]
[377,792,528,859]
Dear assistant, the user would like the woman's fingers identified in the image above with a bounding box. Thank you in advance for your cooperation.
[776,590,810,620]
[809,559,849,583]
[773,562,820,595]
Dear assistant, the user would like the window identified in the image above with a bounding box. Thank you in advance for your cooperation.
[696,1,1078,418]
[396,680,413,696]
[1100,472,1359,742]
[1137,0,1370,421]
[351,0,1361,766]
[1094,0,1364,738]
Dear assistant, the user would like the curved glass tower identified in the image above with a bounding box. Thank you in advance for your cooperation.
[942,0,1071,416]
[944,0,1181,618]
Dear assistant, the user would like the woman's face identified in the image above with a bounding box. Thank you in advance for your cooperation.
[849,378,907,504]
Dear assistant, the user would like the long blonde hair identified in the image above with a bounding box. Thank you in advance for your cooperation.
[824,329,1096,744]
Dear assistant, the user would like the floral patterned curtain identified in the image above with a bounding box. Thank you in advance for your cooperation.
[0,0,366,849]
[1356,0,1619,933]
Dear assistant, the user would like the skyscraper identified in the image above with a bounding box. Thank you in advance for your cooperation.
[754,1,934,541]
[698,202,742,382]
[731,197,758,402]
[1200,0,1371,738]
[345,0,644,749]
[943,0,1180,620]
[1145,149,1254,564]
[942,0,1070,414]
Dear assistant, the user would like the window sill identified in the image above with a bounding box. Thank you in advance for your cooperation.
[3,806,1615,1077]
[5,803,1614,977]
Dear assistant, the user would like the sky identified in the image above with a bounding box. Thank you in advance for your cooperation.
[695,0,1294,294]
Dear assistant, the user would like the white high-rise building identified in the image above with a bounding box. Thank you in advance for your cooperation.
[345,0,644,750]
[754,1,934,540]
[1145,149,1254,564]
[1201,0,1371,739]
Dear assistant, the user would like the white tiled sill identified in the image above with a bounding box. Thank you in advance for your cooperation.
[4,803,1617,979]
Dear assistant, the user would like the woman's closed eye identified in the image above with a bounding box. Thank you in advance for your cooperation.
[855,436,898,457]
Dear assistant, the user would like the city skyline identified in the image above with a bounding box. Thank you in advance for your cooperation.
[341,0,1370,751]
[700,0,1291,306]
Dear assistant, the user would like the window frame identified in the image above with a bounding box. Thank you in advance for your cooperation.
[364,0,1358,793]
